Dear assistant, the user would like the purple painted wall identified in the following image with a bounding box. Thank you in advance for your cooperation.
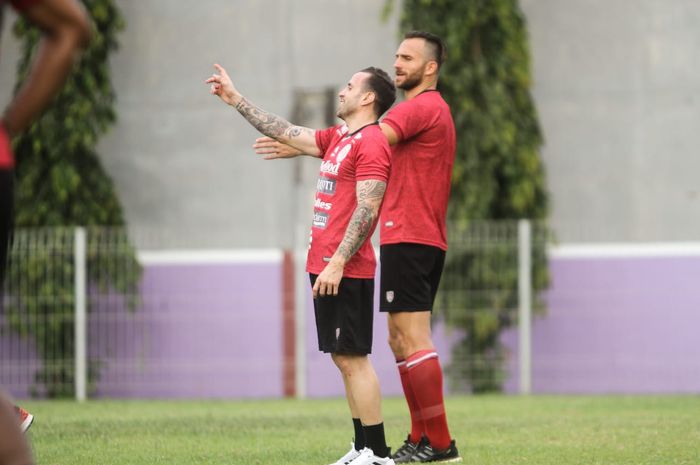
[91,261,284,398]
[3,253,700,398]
[0,319,41,397]
[502,255,700,394]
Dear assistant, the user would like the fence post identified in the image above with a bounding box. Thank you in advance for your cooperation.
[518,219,532,395]
[294,246,307,399]
[74,227,87,402]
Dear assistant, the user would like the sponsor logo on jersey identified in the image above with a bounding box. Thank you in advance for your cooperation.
[314,198,333,211]
[384,221,394,227]
[321,141,353,175]
[316,176,336,195]
[335,144,352,163]
[320,159,341,175]
[313,211,329,229]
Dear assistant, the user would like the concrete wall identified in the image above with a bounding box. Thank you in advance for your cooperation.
[2,1,699,243]
[0,0,400,249]
[521,0,700,242]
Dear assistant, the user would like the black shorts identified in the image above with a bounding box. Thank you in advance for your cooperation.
[379,243,446,312]
[0,169,14,286]
[309,273,374,355]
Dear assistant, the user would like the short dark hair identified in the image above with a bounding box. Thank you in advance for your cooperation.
[360,67,396,117]
[404,31,446,69]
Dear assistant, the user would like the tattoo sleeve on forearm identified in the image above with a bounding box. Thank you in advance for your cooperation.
[235,97,312,140]
[335,180,387,261]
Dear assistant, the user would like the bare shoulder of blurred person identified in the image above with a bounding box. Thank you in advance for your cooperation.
[1,0,91,136]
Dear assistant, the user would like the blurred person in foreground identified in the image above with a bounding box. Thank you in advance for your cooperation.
[0,0,90,460]
[207,63,397,465]
[254,31,461,463]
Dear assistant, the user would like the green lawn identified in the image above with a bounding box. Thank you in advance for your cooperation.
[20,395,700,464]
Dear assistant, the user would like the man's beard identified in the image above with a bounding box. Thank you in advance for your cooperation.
[336,104,352,120]
[397,71,423,91]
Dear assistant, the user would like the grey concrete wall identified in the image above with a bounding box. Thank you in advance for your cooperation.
[0,0,400,249]
[3,1,700,245]
[521,0,700,242]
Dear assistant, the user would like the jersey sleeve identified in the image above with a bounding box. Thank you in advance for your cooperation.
[314,125,339,159]
[0,121,15,169]
[382,99,432,142]
[355,133,390,183]
[10,0,42,11]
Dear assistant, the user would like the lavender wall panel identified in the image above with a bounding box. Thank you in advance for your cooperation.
[4,253,700,398]
[502,255,700,394]
[91,261,284,398]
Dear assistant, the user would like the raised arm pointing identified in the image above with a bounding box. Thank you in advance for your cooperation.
[206,63,320,156]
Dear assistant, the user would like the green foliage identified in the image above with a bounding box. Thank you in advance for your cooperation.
[394,0,550,392]
[7,0,139,398]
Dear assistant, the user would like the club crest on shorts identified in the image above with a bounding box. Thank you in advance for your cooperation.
[386,291,394,303]
[336,327,340,340]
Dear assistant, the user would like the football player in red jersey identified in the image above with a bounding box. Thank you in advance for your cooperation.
[375,31,460,464]
[0,0,90,461]
[208,64,398,465]
[253,32,461,463]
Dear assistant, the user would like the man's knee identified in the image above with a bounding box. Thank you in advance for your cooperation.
[331,353,362,376]
[388,314,434,357]
[387,331,404,357]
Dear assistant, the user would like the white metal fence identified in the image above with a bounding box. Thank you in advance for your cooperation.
[4,222,698,399]
[0,222,543,399]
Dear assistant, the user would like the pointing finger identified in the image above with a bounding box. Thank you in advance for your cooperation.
[213,63,228,77]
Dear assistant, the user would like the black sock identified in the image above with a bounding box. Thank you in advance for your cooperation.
[353,418,365,450]
[363,422,389,458]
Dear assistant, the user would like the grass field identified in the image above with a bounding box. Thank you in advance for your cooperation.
[20,395,700,465]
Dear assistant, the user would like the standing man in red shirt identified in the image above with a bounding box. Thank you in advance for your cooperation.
[377,31,460,464]
[253,31,461,464]
[207,63,398,465]
[0,0,91,462]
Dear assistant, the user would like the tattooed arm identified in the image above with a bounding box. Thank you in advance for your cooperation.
[312,179,387,298]
[206,64,320,156]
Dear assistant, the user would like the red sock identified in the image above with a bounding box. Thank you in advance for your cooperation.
[406,350,452,450]
[397,359,424,444]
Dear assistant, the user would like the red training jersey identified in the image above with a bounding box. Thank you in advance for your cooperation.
[307,123,391,279]
[380,90,456,250]
[0,0,42,169]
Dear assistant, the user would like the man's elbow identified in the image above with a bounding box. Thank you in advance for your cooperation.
[56,10,92,49]
[71,14,93,49]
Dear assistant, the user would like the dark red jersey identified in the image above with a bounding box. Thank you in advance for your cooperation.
[380,90,456,250]
[307,123,391,278]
